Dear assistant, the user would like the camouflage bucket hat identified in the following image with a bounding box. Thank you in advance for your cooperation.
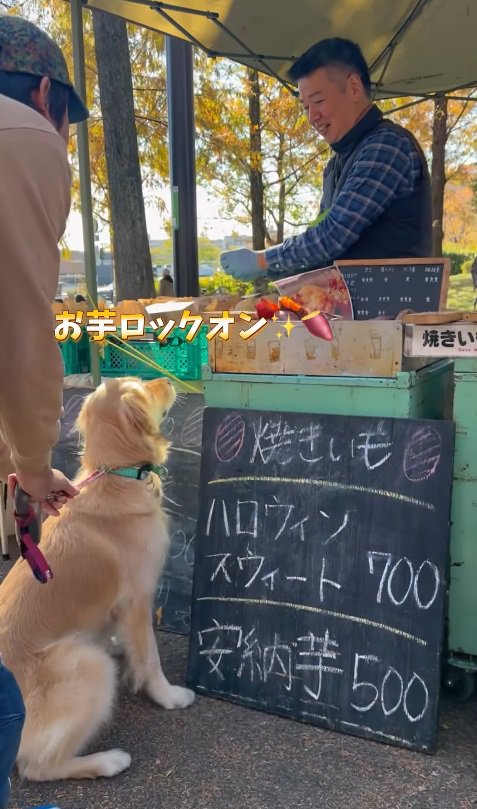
[0,14,89,123]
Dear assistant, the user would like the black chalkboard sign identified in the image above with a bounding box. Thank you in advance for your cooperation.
[335,258,450,320]
[187,407,455,753]
[52,387,91,481]
[52,387,203,635]
[155,393,204,633]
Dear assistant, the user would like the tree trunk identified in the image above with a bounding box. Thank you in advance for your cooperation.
[431,96,448,257]
[92,10,155,301]
[247,68,266,250]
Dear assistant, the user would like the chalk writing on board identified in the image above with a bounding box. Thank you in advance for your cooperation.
[215,412,246,462]
[403,426,442,482]
[335,260,448,319]
[249,415,393,469]
[196,620,429,721]
[205,498,311,541]
[181,405,206,448]
[367,553,440,609]
[187,408,454,753]
[204,552,343,598]
[209,479,434,510]
[155,395,204,632]
[203,551,438,612]
[169,529,195,567]
[196,597,427,645]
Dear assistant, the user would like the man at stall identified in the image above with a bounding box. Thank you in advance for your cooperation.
[220,37,432,280]
[0,14,89,809]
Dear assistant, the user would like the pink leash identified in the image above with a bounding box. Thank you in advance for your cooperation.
[13,467,112,584]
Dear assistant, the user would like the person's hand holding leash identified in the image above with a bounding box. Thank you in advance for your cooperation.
[8,468,79,517]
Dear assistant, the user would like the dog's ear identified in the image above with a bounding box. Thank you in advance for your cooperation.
[120,385,155,437]
[75,381,116,438]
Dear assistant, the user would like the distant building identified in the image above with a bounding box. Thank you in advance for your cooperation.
[221,234,253,250]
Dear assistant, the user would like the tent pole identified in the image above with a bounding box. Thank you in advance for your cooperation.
[70,0,101,386]
[166,37,199,297]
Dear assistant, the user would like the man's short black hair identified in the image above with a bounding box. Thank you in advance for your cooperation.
[287,37,372,95]
[0,70,69,130]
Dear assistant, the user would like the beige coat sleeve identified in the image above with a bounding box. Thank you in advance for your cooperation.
[0,127,71,475]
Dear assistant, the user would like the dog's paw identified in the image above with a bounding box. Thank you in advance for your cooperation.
[155,684,196,710]
[96,749,131,777]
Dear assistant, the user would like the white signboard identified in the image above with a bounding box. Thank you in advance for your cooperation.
[404,323,477,357]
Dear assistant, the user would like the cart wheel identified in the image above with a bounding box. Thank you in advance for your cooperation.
[442,666,476,701]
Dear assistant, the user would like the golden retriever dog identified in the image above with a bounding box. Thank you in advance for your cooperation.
[0,377,195,782]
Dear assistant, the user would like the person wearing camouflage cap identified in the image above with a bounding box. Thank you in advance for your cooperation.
[0,15,88,809]
[0,13,89,126]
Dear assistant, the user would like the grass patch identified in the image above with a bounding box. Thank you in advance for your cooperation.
[445,274,476,311]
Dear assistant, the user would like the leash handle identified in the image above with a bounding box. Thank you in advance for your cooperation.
[13,484,53,584]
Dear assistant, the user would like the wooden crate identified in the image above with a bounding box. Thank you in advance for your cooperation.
[208,319,429,378]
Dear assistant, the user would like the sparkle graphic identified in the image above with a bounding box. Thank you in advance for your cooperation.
[281,314,296,338]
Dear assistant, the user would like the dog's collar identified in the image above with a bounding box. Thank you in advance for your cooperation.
[107,463,168,481]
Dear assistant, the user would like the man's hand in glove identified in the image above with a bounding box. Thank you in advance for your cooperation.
[220,248,269,280]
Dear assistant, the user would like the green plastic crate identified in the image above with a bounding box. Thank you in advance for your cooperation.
[100,326,209,380]
[58,330,91,375]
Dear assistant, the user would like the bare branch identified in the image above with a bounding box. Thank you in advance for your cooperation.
[447,92,477,136]
[133,113,168,128]
[265,147,326,188]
